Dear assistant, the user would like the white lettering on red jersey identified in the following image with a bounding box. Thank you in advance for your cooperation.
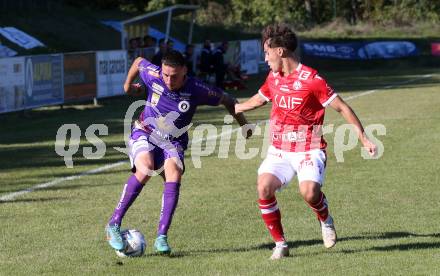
[258,63,337,152]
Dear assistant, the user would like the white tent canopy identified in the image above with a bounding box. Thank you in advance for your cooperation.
[121,4,199,49]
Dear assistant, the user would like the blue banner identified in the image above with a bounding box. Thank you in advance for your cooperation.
[25,54,64,109]
[302,41,418,60]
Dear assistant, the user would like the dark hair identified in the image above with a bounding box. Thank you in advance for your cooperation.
[162,50,185,67]
[261,23,298,52]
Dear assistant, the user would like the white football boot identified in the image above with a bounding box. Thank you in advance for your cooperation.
[320,215,337,248]
[270,242,289,260]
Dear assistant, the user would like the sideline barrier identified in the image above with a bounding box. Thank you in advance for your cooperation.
[0,57,25,113]
[1,38,435,114]
[24,54,64,109]
[301,41,418,60]
[96,50,128,99]
[64,52,97,102]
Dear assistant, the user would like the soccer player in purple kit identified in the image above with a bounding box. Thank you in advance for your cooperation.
[105,50,249,254]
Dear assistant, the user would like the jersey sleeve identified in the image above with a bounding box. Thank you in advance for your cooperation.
[138,58,161,86]
[258,75,272,102]
[310,74,337,107]
[194,80,223,106]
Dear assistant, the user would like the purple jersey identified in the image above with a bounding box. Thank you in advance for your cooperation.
[137,58,223,149]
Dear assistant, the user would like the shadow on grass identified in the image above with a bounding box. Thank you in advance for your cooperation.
[163,231,440,258]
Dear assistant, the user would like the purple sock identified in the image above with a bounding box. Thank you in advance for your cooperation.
[108,175,144,226]
[157,182,181,236]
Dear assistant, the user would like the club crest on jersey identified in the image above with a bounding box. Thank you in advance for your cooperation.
[178,100,190,112]
[151,92,161,106]
[293,80,302,90]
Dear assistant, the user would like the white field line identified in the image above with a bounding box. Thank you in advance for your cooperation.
[0,161,127,202]
[343,74,432,101]
[0,73,434,202]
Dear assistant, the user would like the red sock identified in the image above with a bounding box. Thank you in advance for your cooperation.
[258,197,285,242]
[308,192,329,222]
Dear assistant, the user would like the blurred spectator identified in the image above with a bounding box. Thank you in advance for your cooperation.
[143,35,156,48]
[184,44,195,77]
[128,37,143,64]
[199,39,213,82]
[152,38,167,66]
[166,40,174,51]
[213,41,228,89]
[135,37,143,49]
[142,35,157,61]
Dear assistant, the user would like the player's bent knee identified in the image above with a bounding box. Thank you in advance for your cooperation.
[134,162,155,184]
[257,184,272,199]
[257,174,281,199]
[164,158,183,182]
[164,169,182,183]
[134,169,153,184]
[299,180,321,203]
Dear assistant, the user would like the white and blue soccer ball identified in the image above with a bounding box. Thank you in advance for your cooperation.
[115,229,146,258]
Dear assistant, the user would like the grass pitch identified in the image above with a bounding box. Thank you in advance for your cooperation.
[1,68,440,275]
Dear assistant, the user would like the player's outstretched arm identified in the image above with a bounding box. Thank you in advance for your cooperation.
[235,93,267,114]
[220,93,248,126]
[220,93,252,138]
[124,57,144,95]
[329,95,377,156]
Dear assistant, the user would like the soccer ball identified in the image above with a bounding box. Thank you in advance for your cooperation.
[115,229,146,258]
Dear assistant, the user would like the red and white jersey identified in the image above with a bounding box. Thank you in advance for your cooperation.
[259,63,337,152]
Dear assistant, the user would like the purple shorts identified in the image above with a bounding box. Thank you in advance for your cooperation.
[129,128,185,174]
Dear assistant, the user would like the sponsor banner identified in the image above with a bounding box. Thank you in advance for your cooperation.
[359,41,418,59]
[0,57,25,113]
[240,40,259,74]
[223,41,241,67]
[431,43,440,56]
[96,50,128,98]
[0,27,45,49]
[0,44,17,58]
[64,52,97,101]
[302,42,362,59]
[24,54,64,109]
[302,41,418,59]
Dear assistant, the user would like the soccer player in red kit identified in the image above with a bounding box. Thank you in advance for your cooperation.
[235,24,377,260]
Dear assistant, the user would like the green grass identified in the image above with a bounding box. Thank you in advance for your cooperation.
[1,68,440,275]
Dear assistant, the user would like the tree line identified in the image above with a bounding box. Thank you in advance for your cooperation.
[4,0,439,30]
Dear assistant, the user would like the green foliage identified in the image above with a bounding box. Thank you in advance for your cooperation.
[230,0,307,28]
[196,0,440,30]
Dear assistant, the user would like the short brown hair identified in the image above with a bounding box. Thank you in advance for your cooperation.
[162,50,185,67]
[261,23,298,52]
